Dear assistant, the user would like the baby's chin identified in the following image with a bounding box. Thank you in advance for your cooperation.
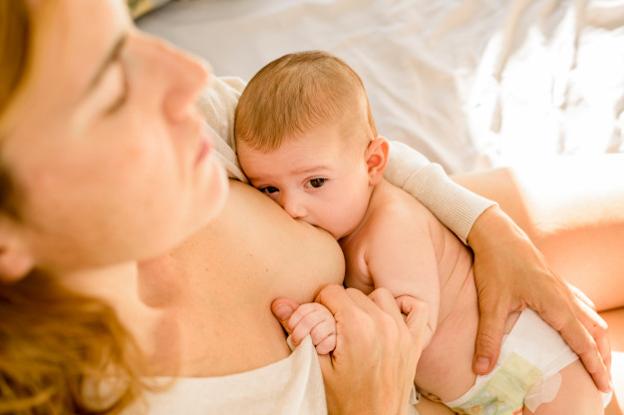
[297,219,342,240]
[318,224,347,240]
[330,228,346,240]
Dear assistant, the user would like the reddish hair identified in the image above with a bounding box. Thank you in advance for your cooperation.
[0,2,153,413]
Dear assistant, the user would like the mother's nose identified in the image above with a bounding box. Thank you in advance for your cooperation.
[158,42,210,123]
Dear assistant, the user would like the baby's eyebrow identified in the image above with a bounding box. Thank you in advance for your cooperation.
[290,165,330,175]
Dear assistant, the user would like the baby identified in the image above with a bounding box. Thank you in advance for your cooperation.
[234,51,606,414]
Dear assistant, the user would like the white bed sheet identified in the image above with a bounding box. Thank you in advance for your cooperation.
[138,0,624,173]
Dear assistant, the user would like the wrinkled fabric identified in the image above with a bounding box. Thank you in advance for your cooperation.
[123,337,327,415]
[139,0,624,173]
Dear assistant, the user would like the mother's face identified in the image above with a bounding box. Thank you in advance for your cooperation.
[0,0,227,276]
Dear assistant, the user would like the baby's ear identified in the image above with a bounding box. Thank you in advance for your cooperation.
[365,137,389,186]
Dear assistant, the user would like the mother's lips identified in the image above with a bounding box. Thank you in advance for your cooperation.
[195,132,213,166]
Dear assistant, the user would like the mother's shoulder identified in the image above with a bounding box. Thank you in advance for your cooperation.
[186,179,345,303]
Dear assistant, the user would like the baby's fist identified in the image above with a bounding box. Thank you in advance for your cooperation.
[288,302,337,355]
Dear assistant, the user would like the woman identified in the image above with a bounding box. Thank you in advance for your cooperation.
[0,0,619,414]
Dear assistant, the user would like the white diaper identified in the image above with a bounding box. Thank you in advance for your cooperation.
[442,309,596,414]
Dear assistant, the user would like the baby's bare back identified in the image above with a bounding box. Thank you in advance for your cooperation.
[340,180,486,402]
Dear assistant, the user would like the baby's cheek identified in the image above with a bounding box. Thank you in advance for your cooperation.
[330,206,360,238]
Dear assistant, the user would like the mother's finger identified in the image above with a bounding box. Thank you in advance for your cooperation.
[569,286,612,371]
[315,284,359,318]
[555,309,610,392]
[367,287,404,322]
[473,293,511,375]
[568,282,597,310]
[535,284,611,392]
[573,297,611,371]
[344,287,383,316]
[395,295,429,339]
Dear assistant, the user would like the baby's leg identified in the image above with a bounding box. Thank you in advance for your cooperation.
[523,360,603,415]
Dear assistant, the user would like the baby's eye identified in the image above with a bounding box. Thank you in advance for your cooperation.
[308,178,328,189]
[260,186,279,195]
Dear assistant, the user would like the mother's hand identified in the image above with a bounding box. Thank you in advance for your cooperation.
[468,206,611,392]
[272,286,429,415]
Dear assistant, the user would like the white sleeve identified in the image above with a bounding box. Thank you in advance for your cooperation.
[384,141,496,243]
[197,76,248,183]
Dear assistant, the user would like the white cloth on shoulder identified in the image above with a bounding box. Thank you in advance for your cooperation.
[124,336,327,415]
[198,76,248,182]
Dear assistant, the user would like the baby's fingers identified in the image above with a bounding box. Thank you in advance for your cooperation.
[290,308,333,346]
[288,303,325,330]
[315,334,337,355]
[310,317,337,351]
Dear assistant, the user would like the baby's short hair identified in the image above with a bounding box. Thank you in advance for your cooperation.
[234,51,377,151]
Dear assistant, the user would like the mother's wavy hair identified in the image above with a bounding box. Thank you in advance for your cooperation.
[0,2,151,413]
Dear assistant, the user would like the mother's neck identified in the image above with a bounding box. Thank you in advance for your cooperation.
[60,261,139,304]
[59,261,173,366]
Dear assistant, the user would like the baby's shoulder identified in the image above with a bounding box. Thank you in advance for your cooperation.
[371,183,437,229]
[361,187,437,247]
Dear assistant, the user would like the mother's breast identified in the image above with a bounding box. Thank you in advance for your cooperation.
[141,180,345,377]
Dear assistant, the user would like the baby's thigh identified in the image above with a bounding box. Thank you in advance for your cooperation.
[524,360,602,415]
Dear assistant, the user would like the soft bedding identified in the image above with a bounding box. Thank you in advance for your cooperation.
[128,0,172,18]
[138,0,624,174]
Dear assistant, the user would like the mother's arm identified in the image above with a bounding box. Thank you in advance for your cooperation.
[453,155,624,391]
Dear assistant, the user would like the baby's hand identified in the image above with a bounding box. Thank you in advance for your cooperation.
[288,302,337,355]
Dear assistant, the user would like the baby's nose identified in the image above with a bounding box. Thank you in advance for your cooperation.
[282,197,307,219]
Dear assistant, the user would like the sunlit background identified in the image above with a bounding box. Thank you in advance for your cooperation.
[139,0,624,173]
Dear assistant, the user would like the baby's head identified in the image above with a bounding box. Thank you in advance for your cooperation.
[235,51,389,239]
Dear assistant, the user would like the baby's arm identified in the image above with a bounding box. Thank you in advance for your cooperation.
[362,205,440,347]
[287,302,337,355]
